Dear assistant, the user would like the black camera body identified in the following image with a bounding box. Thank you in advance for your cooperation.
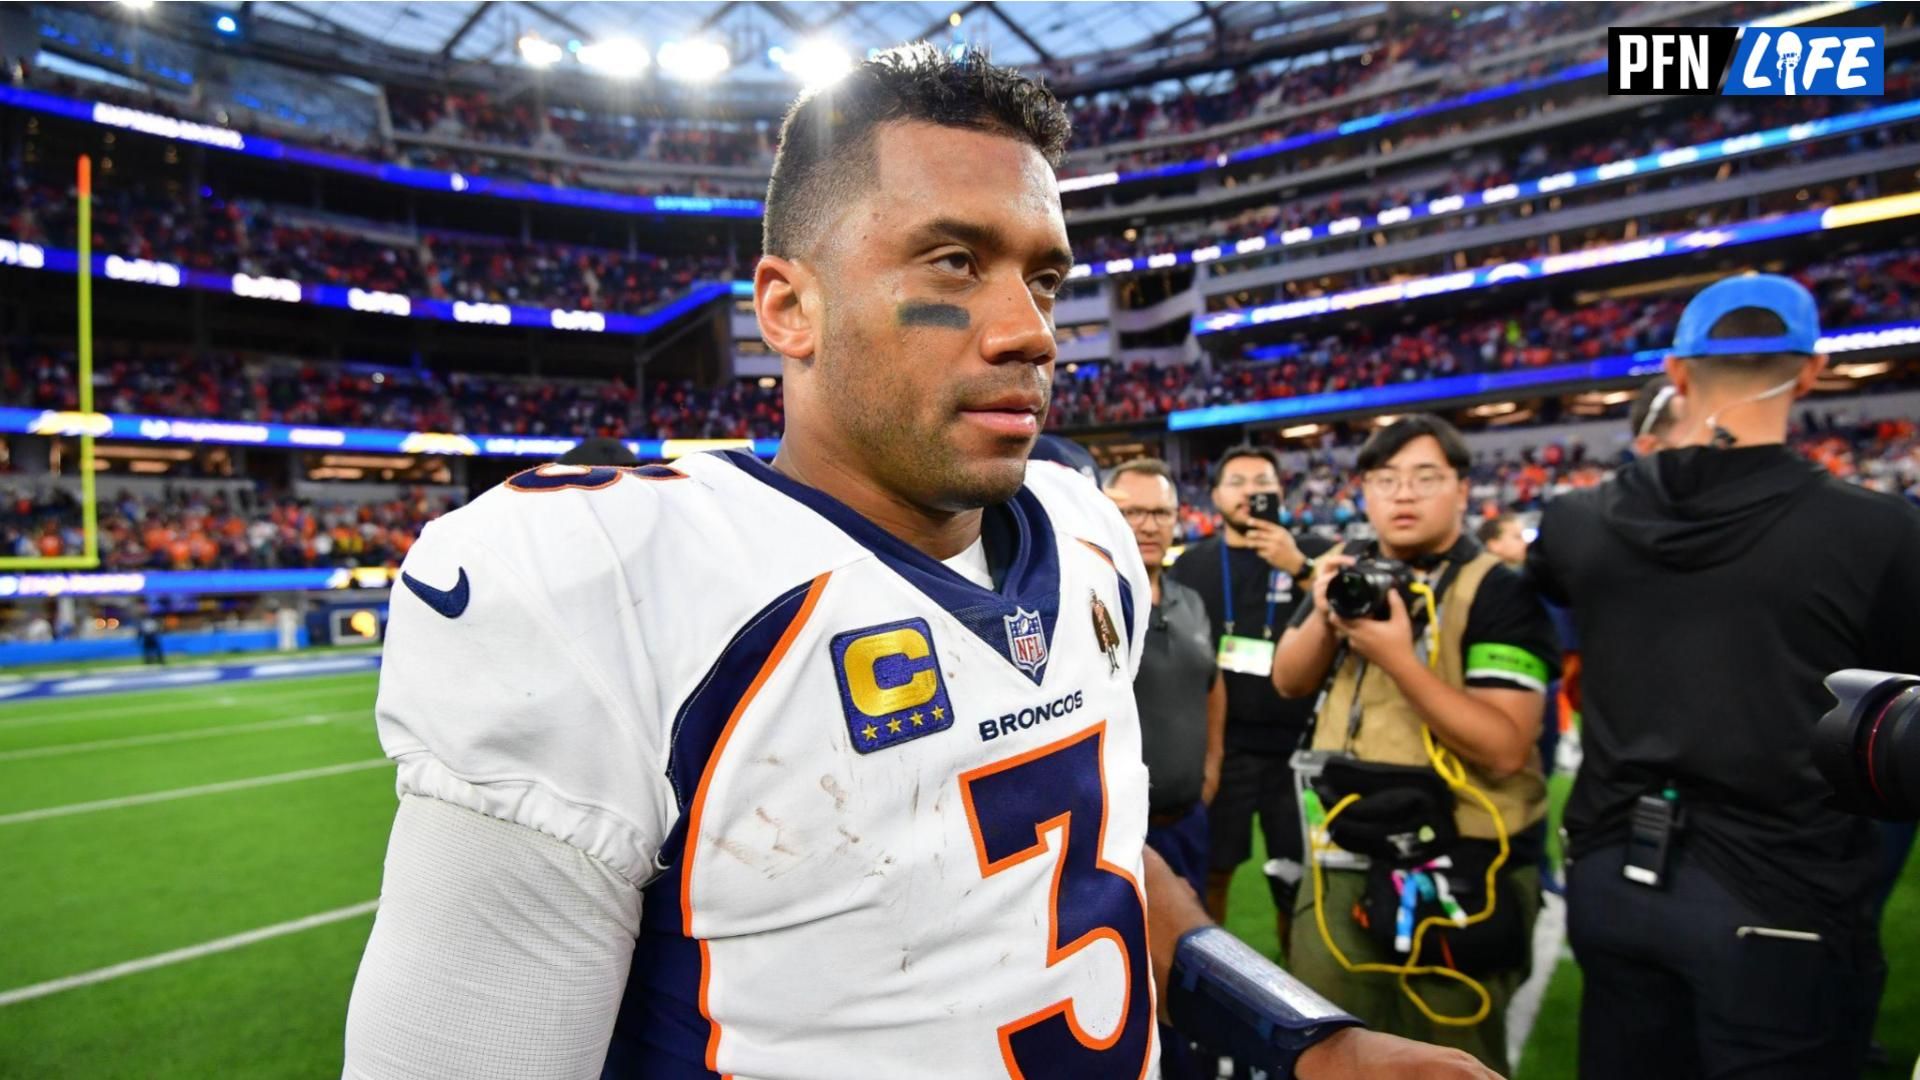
[1325,557,1414,621]
[1815,669,1920,821]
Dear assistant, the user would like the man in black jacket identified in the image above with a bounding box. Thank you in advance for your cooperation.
[1529,274,1920,1079]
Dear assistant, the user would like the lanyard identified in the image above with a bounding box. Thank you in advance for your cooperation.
[1219,540,1281,640]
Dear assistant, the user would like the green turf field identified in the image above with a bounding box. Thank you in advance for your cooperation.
[1,673,1913,1077]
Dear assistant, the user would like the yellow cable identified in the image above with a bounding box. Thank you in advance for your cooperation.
[1306,580,1512,1027]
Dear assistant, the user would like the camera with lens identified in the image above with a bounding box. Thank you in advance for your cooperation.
[1814,669,1920,821]
[1325,557,1414,621]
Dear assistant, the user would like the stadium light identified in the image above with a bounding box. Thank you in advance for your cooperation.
[119,0,155,9]
[214,14,239,34]
[772,39,852,90]
[517,34,564,68]
[578,38,650,77]
[658,39,731,82]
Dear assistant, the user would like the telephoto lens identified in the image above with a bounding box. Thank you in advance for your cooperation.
[1815,669,1920,821]
[1325,558,1412,621]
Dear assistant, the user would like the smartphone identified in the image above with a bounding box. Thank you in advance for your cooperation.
[1248,491,1284,526]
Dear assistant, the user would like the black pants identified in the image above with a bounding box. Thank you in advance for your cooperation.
[1207,749,1302,908]
[1567,843,1884,1080]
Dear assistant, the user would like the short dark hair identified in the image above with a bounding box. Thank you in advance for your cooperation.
[1685,305,1812,385]
[1628,375,1678,439]
[557,436,639,466]
[1104,457,1175,491]
[1476,513,1518,544]
[763,45,1071,260]
[1356,414,1471,473]
[1210,445,1284,488]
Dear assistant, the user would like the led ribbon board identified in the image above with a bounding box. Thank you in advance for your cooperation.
[1068,98,1920,281]
[0,405,781,460]
[0,85,764,218]
[1168,318,1920,431]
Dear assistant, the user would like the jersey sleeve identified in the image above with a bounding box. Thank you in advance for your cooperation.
[1460,563,1562,694]
[376,482,674,888]
[345,796,641,1080]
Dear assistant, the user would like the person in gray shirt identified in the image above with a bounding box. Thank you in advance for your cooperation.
[1104,458,1225,898]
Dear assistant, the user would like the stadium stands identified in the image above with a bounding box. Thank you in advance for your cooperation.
[1057,250,1920,429]
[1,176,737,313]
[1,479,458,569]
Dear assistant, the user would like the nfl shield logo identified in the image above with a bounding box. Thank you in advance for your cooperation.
[1004,607,1048,680]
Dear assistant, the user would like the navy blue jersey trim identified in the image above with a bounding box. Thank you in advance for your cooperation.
[608,577,816,1079]
[722,450,1062,686]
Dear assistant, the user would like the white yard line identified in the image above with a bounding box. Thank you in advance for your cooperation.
[0,711,365,763]
[0,681,374,730]
[1507,889,1569,1069]
[0,758,391,826]
[0,900,380,1007]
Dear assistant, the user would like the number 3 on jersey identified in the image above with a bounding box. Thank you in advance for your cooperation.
[959,722,1153,1079]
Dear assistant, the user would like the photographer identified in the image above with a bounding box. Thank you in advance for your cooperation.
[1529,274,1920,1078]
[1272,415,1558,1073]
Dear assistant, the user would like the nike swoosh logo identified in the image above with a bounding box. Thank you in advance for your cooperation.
[402,567,470,619]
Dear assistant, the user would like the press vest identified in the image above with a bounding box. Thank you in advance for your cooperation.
[1309,546,1547,840]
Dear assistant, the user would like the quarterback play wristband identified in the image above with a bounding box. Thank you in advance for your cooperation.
[1167,926,1363,1073]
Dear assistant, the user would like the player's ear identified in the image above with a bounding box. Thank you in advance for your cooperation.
[755,254,819,363]
[1663,355,1693,401]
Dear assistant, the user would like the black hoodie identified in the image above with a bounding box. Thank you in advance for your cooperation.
[1529,445,1920,929]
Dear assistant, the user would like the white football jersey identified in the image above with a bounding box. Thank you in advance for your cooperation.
[375,450,1157,1080]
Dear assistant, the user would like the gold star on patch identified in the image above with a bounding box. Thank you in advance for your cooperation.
[887,717,904,734]
[861,723,880,741]
[931,706,945,721]
[909,711,924,727]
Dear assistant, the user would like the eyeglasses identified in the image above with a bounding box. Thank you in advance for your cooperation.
[1119,507,1177,525]
[1361,468,1456,499]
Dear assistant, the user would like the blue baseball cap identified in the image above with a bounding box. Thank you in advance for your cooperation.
[1670,273,1821,359]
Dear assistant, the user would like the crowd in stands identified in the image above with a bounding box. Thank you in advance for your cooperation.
[1166,414,1920,544]
[6,411,1909,569]
[3,347,641,438]
[1072,85,1914,266]
[1064,1,1631,154]
[1051,250,1920,429]
[389,89,773,170]
[1,175,736,313]
[1,482,459,570]
[14,0,1836,200]
[1059,1,1886,181]
[7,251,1914,441]
[642,379,784,440]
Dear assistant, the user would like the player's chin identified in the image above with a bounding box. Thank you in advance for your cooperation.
[939,452,1029,508]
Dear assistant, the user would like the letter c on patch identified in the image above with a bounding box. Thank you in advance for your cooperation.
[843,627,937,716]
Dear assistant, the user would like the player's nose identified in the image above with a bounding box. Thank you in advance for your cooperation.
[978,281,1056,367]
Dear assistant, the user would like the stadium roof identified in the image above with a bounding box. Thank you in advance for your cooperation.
[223,1,1302,79]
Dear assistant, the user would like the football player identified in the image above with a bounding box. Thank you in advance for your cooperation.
[345,46,1495,1080]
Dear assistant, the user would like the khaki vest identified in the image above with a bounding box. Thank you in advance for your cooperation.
[1310,546,1547,840]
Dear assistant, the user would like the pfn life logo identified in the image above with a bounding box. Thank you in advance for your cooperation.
[1609,27,1883,96]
